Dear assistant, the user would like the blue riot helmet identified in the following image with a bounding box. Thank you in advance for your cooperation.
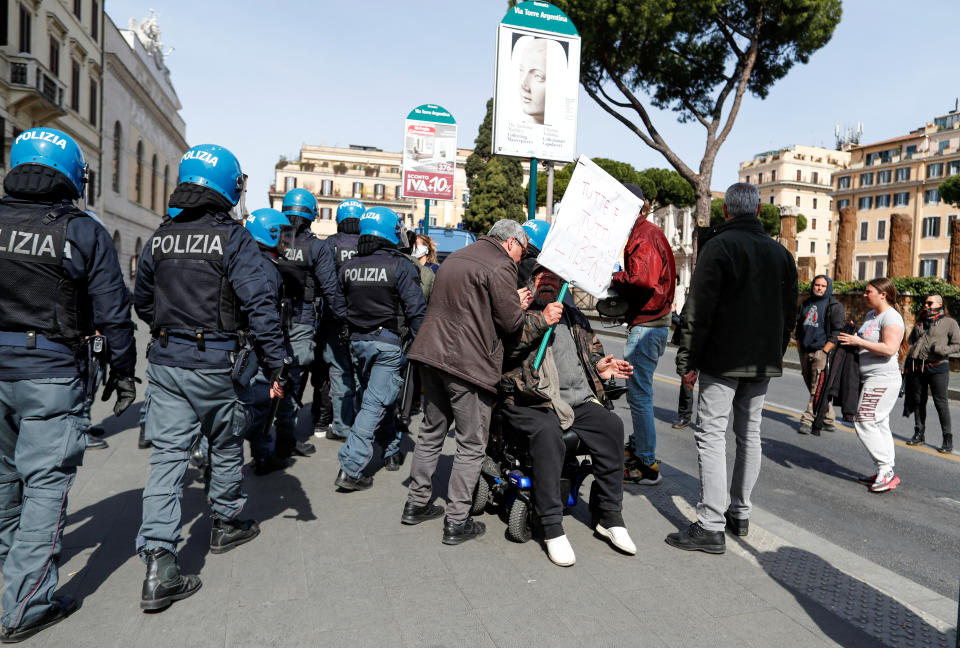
[336,199,365,223]
[10,127,88,198]
[245,208,292,250]
[522,219,550,253]
[359,206,401,244]
[282,188,317,222]
[167,206,183,219]
[177,144,245,206]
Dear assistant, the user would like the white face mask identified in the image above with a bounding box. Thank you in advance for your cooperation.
[412,245,429,259]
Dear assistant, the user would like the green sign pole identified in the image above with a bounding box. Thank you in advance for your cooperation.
[528,157,538,219]
[424,199,430,235]
[533,281,569,370]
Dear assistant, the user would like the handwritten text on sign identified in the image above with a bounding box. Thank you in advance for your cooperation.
[536,156,641,299]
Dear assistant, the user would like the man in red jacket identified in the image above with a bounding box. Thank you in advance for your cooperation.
[610,184,676,485]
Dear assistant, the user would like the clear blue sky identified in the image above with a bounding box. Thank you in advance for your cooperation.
[107,0,960,206]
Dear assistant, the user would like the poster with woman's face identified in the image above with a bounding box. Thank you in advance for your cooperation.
[492,26,580,162]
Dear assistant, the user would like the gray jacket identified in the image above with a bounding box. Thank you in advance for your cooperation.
[906,316,960,365]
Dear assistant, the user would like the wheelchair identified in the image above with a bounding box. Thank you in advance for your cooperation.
[471,378,627,543]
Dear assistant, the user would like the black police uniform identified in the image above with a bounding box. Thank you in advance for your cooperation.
[0,196,135,631]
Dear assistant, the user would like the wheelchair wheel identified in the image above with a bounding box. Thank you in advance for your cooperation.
[507,498,532,543]
[471,476,490,516]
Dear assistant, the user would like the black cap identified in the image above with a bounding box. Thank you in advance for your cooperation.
[624,183,644,200]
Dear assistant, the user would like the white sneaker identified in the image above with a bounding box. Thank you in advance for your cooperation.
[595,525,637,555]
[544,535,576,567]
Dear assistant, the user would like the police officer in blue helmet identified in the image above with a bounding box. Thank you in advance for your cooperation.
[0,128,137,640]
[133,144,289,611]
[275,188,347,459]
[312,198,365,441]
[243,208,297,476]
[335,207,426,491]
[518,218,550,288]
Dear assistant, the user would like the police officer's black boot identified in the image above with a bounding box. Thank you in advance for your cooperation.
[209,516,260,554]
[140,548,201,611]
[907,426,925,446]
[939,433,953,454]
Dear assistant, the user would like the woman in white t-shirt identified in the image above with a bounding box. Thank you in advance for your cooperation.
[837,278,905,492]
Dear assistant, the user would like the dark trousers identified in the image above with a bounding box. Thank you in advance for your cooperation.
[500,401,624,537]
[912,370,951,439]
[678,382,694,419]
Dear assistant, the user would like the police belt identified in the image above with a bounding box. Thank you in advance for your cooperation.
[349,326,402,345]
[162,331,239,352]
[0,331,74,355]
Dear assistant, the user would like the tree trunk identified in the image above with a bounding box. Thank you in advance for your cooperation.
[834,206,857,282]
[887,213,913,278]
[780,213,798,259]
[948,218,960,285]
[694,181,711,228]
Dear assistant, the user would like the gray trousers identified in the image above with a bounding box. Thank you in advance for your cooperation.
[0,377,85,629]
[275,322,316,453]
[407,367,494,524]
[138,364,250,556]
[694,373,769,532]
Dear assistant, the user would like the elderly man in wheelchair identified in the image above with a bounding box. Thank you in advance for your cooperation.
[496,265,635,566]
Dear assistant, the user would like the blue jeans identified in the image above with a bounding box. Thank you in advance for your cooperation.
[337,340,404,478]
[624,325,668,464]
[275,322,316,454]
[0,377,85,630]
[322,330,357,438]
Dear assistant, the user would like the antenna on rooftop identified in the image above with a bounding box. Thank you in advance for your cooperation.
[834,122,863,150]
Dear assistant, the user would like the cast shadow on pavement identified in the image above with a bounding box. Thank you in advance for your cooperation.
[94,398,144,441]
[759,436,865,483]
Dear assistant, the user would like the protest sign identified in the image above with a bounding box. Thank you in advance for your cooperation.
[536,156,641,298]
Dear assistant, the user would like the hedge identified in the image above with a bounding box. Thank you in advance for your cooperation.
[797,277,960,316]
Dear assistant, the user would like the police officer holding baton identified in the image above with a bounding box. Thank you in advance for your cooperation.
[0,128,137,641]
[134,144,289,611]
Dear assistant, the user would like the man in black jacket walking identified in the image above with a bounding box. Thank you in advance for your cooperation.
[670,183,798,554]
[796,275,845,434]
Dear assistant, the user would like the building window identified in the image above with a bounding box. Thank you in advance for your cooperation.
[924,189,940,205]
[795,196,800,207]
[374,183,385,199]
[135,140,143,203]
[894,167,910,182]
[771,170,777,182]
[875,194,891,208]
[922,216,941,238]
[877,220,886,240]
[927,163,944,179]
[948,160,960,176]
[111,121,122,192]
[87,170,95,206]
[860,172,874,187]
[163,165,169,209]
[769,196,774,204]
[796,170,801,182]
[745,175,750,184]
[837,198,850,209]
[73,0,81,19]
[919,259,939,277]
[812,218,817,230]
[893,191,909,207]
[150,154,157,211]
[91,0,99,41]
[837,176,851,189]
[320,207,332,220]
[875,260,885,277]
[857,261,867,281]
[812,198,818,210]
[394,185,402,200]
[809,241,815,254]
[321,179,333,196]
[49,37,59,77]
[857,196,873,210]
[88,78,97,125]
[939,141,950,154]
[18,4,31,53]
[70,60,80,111]
[827,242,830,255]
[859,221,868,241]
[877,169,891,184]
[352,181,363,198]
[812,171,819,184]
[828,220,832,231]
[284,176,296,191]
[758,172,763,184]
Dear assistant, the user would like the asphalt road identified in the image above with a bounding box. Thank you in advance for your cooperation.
[597,331,960,600]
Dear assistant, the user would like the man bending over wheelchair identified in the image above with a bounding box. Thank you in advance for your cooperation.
[501,266,635,566]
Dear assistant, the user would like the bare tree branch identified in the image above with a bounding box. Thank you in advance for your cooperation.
[713,10,765,151]
[714,11,752,40]
[596,84,633,109]
[681,96,711,130]
[712,17,744,58]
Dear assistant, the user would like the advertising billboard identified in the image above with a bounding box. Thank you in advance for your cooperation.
[492,1,580,162]
[401,104,457,201]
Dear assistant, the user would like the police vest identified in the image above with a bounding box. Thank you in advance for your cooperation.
[341,249,407,337]
[327,232,359,271]
[0,199,91,346]
[150,212,245,335]
[277,231,316,304]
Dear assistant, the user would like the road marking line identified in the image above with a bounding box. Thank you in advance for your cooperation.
[651,374,960,464]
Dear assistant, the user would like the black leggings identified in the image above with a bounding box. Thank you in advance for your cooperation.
[913,371,951,438]
[500,401,624,538]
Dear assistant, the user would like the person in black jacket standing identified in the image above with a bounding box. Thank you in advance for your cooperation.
[671,183,797,554]
[796,275,845,434]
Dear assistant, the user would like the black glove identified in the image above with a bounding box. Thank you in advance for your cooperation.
[101,374,139,416]
[338,323,351,348]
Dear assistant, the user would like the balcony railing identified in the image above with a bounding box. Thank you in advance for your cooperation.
[8,55,66,111]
